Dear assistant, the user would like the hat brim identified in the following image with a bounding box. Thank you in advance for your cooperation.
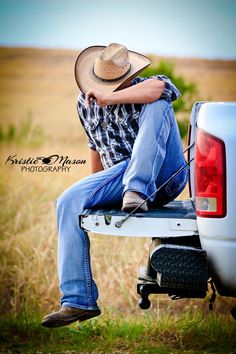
[74,45,151,94]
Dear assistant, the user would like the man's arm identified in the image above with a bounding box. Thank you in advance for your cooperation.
[89,149,104,174]
[86,79,165,107]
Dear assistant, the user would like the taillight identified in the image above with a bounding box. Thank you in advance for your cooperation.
[194,128,226,217]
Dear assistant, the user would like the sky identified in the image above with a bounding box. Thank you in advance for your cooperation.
[0,0,236,59]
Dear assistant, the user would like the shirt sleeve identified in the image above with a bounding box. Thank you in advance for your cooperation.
[155,75,181,102]
[132,75,181,102]
[77,95,97,151]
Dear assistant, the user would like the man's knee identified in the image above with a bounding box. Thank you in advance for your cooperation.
[147,99,170,113]
[139,100,171,129]
[55,180,86,213]
[56,189,71,212]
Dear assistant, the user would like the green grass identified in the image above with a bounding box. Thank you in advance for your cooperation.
[177,117,189,139]
[0,111,44,147]
[0,311,235,353]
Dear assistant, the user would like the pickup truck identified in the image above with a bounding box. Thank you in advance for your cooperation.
[80,102,236,318]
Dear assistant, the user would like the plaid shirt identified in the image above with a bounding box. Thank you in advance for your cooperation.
[77,75,180,169]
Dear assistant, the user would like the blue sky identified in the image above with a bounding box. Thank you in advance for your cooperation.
[0,0,236,59]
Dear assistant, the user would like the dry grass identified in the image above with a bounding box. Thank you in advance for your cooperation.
[0,150,150,315]
[0,47,236,319]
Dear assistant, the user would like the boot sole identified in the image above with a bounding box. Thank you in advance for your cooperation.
[41,310,101,328]
[122,202,148,212]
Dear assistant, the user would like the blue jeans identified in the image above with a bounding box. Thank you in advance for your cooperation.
[56,100,188,310]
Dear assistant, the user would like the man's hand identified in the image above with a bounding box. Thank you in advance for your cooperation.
[85,79,165,108]
[86,89,109,108]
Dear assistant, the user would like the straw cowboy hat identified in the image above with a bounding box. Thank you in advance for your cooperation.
[74,43,151,94]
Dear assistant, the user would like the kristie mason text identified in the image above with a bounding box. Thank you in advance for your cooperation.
[5,154,86,173]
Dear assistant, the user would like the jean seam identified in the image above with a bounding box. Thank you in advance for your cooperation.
[144,104,171,197]
[84,235,93,308]
[165,168,188,197]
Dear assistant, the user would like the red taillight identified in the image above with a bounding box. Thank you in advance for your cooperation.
[194,128,226,217]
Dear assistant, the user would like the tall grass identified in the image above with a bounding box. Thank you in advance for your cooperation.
[0,168,59,316]
[0,156,151,317]
[0,111,44,147]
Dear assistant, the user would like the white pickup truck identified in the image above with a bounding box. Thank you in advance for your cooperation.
[80,102,236,318]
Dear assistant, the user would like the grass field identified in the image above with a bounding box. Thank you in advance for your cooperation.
[1,312,236,354]
[0,47,236,353]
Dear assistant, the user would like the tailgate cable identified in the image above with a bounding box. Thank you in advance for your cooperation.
[115,142,195,228]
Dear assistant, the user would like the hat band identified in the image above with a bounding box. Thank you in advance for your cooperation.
[93,63,131,82]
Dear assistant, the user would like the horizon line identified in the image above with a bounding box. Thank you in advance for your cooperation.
[1,43,236,62]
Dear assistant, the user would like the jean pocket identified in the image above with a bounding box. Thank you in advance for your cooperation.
[165,166,189,199]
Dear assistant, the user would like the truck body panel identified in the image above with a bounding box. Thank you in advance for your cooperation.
[192,102,236,295]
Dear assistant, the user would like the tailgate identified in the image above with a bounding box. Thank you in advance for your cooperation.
[80,199,198,238]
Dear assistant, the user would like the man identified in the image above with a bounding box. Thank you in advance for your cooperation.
[41,43,188,327]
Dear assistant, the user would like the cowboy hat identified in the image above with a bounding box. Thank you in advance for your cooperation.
[74,43,151,94]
